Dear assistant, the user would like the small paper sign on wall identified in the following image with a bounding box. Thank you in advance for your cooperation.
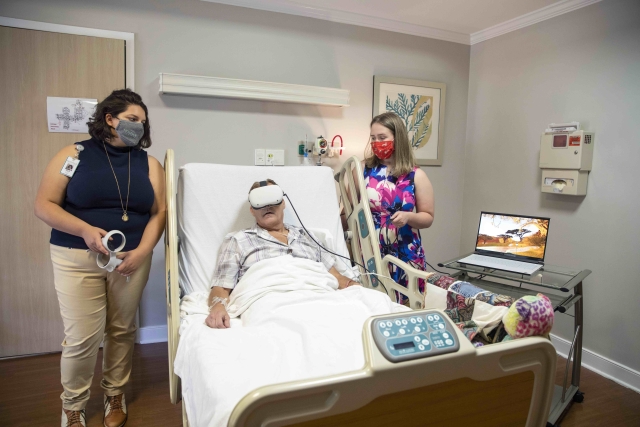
[47,97,97,133]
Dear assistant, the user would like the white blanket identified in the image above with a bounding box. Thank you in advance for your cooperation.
[174,256,408,427]
[179,291,243,332]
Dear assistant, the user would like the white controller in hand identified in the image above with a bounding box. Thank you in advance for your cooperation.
[96,230,125,272]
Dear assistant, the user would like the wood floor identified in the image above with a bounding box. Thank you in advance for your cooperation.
[0,342,638,426]
[0,344,182,426]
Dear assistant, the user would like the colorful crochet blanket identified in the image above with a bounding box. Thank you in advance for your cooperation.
[424,274,515,347]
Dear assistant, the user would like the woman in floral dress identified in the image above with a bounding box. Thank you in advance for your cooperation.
[363,112,435,304]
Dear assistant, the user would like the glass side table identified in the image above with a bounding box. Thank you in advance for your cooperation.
[439,254,591,427]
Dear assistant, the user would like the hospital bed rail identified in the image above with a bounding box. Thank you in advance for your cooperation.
[164,149,181,405]
[337,156,427,309]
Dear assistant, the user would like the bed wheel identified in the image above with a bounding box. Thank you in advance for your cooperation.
[573,390,585,403]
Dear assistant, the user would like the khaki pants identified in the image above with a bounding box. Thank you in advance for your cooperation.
[50,244,152,411]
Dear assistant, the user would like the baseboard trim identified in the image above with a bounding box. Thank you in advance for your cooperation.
[550,333,640,394]
[139,325,169,344]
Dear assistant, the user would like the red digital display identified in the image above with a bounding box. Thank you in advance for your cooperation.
[553,135,567,148]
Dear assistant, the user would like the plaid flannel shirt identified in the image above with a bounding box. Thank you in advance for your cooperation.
[211,223,335,289]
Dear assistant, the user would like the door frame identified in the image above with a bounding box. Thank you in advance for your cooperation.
[0,16,134,89]
[0,17,141,345]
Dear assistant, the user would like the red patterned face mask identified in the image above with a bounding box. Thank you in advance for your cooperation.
[371,140,394,160]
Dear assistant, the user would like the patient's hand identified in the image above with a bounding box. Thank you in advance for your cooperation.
[330,267,361,290]
[338,279,361,290]
[205,305,231,329]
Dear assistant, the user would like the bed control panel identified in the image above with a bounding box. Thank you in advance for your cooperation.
[371,311,460,363]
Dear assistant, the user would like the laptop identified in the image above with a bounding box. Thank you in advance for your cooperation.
[458,212,550,275]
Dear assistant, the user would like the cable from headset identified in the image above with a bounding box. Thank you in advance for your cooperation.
[284,194,363,269]
[285,193,450,293]
[284,194,390,294]
[426,260,448,275]
[381,216,449,276]
[376,171,449,277]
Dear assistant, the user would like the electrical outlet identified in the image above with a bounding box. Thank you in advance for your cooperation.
[255,149,265,165]
[265,150,275,166]
[265,149,285,166]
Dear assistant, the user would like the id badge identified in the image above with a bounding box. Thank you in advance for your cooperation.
[60,156,80,178]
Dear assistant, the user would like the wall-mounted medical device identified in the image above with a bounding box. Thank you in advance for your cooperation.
[330,135,343,156]
[539,122,594,196]
[313,136,329,156]
[301,135,344,166]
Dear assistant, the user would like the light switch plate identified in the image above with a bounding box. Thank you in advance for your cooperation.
[255,149,265,166]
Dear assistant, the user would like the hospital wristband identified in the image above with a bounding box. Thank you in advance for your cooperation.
[208,297,229,312]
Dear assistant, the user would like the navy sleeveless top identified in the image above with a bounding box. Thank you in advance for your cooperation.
[50,138,155,251]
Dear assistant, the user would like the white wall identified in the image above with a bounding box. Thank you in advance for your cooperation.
[464,0,640,372]
[0,0,470,328]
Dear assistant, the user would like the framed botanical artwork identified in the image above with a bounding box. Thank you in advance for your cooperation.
[373,76,446,166]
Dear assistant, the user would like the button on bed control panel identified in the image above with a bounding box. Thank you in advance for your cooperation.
[372,311,460,363]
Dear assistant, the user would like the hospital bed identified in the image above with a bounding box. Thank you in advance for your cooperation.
[164,150,557,427]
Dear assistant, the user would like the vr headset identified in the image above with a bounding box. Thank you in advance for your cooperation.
[248,181,284,209]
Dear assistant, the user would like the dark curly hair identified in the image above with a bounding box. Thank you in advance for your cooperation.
[87,89,152,148]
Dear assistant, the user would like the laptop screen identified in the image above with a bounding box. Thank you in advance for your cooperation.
[475,212,550,262]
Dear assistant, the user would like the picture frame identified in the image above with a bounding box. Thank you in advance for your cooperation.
[373,76,446,166]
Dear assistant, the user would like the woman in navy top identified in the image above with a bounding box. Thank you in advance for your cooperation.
[35,89,166,427]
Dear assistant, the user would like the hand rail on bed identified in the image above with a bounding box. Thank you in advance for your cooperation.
[164,149,181,405]
[381,254,431,309]
[337,156,433,309]
[337,157,384,290]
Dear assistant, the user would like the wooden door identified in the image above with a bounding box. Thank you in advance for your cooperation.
[0,26,125,357]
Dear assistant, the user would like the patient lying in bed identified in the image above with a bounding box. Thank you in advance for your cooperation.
[175,179,408,426]
[205,179,358,329]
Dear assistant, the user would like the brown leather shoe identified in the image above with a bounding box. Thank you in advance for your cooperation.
[62,409,86,427]
[104,393,128,427]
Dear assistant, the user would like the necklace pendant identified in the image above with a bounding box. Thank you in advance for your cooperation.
[122,213,129,222]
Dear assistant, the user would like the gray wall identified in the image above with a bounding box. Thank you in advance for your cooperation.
[3,0,639,377]
[464,0,640,371]
[0,0,470,328]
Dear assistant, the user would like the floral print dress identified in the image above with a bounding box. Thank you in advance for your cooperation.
[364,164,426,304]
